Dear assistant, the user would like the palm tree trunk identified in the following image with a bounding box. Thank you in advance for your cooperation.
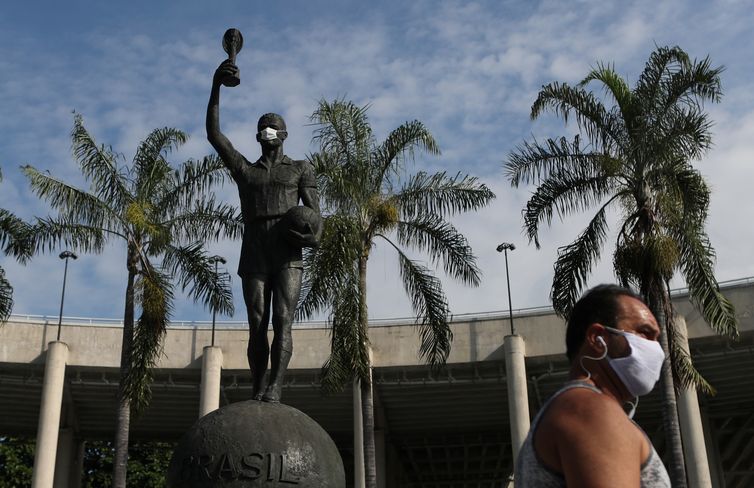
[358,254,377,488]
[648,290,687,488]
[113,257,136,488]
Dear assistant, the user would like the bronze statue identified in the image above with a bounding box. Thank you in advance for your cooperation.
[206,29,321,403]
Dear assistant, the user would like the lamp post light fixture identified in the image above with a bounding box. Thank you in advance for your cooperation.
[208,255,227,346]
[56,250,78,341]
[496,242,516,335]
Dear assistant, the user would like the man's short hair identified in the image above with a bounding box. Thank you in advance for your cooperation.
[565,284,646,362]
[257,113,286,132]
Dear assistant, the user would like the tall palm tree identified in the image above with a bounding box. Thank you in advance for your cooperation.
[299,99,495,488]
[505,46,737,487]
[0,168,35,323]
[23,114,241,488]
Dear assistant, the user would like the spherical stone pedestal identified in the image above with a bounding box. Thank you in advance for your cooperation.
[167,400,345,487]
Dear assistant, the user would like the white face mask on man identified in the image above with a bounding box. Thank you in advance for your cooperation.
[600,326,665,397]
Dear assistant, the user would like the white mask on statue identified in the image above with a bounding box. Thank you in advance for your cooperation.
[259,127,279,141]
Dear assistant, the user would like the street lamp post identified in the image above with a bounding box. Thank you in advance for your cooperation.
[208,255,227,346]
[496,241,530,465]
[56,251,78,341]
[496,242,516,335]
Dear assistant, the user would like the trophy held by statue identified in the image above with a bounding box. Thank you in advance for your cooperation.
[221,28,243,87]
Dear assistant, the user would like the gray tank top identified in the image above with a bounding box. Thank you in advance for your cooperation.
[514,381,670,487]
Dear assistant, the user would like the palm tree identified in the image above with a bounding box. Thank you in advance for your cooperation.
[505,46,737,487]
[299,99,495,488]
[23,114,241,488]
[0,168,35,323]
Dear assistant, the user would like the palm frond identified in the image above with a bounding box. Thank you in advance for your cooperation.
[652,107,713,162]
[675,226,737,338]
[133,127,188,201]
[634,46,691,106]
[0,267,13,323]
[0,209,34,262]
[668,324,714,394]
[160,196,242,246]
[22,165,122,232]
[71,113,131,209]
[297,214,362,320]
[579,62,635,123]
[522,165,617,248]
[124,263,173,414]
[665,165,709,222]
[161,242,234,317]
[551,205,611,316]
[531,82,622,151]
[396,215,480,286]
[384,237,452,367]
[372,120,440,190]
[506,136,619,188]
[397,171,495,219]
[157,155,230,211]
[309,151,366,213]
[311,99,373,169]
[30,217,108,254]
[659,55,723,114]
[320,269,369,391]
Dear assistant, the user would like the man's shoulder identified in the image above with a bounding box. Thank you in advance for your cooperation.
[546,387,626,431]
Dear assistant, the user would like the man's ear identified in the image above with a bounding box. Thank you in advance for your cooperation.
[256,132,262,143]
[277,130,288,141]
[585,323,607,353]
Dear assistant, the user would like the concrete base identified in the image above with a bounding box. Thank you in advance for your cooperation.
[167,400,345,487]
[199,346,223,417]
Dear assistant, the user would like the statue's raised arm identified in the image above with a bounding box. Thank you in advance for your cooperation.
[207,29,244,173]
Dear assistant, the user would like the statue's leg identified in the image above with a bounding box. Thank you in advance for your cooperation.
[262,267,303,403]
[242,275,272,400]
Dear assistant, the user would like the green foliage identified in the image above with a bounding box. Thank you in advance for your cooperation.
[0,437,173,488]
[0,436,34,487]
[301,99,495,390]
[505,45,737,392]
[82,441,174,488]
[0,168,35,324]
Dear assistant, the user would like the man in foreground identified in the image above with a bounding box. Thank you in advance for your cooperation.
[515,284,670,487]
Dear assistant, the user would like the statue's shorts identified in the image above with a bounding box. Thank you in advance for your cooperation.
[237,216,303,277]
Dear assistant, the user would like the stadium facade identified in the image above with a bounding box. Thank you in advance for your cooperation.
[1,278,752,487]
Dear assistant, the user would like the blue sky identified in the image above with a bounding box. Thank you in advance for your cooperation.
[1,0,753,322]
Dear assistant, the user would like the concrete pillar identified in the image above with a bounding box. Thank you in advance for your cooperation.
[53,428,83,488]
[353,378,365,488]
[199,346,223,417]
[375,429,386,488]
[700,409,724,488]
[32,341,68,488]
[675,316,712,488]
[504,334,530,465]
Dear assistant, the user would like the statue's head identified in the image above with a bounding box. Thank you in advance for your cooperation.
[256,113,287,147]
